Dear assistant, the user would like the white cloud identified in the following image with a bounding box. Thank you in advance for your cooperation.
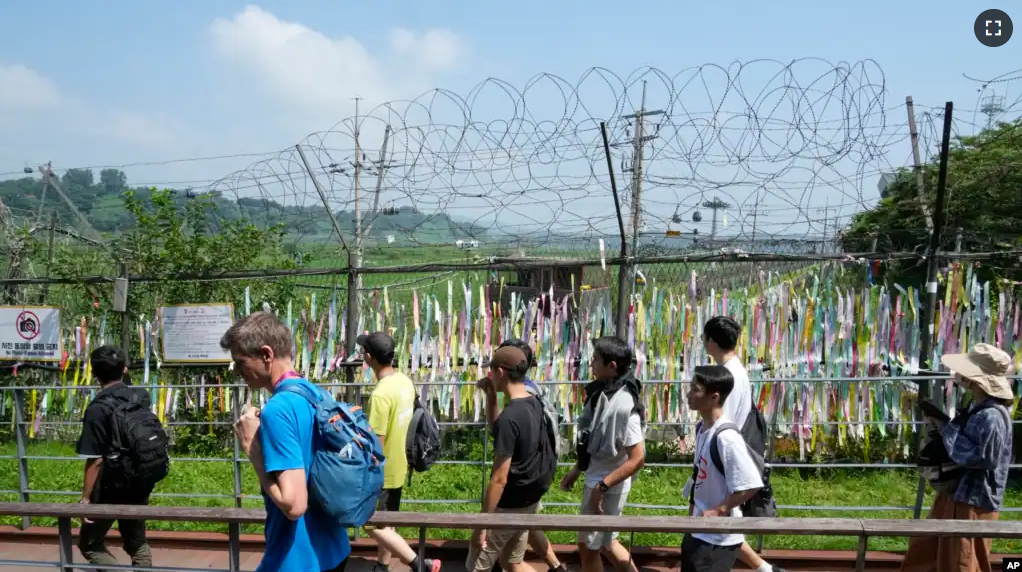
[389,29,463,73]
[208,5,468,125]
[0,64,62,111]
[0,62,194,178]
[0,7,470,187]
[103,109,189,148]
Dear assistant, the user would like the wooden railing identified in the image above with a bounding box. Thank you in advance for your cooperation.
[0,503,1019,572]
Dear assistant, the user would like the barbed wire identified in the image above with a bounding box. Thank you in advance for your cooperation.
[4,61,1022,285]
[197,59,895,252]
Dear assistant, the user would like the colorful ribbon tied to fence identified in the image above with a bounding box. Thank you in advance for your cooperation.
[8,263,1022,461]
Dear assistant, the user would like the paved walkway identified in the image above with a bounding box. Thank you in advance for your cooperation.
[0,538,953,572]
[0,540,575,572]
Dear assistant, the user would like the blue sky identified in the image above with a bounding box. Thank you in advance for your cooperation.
[0,1,1018,238]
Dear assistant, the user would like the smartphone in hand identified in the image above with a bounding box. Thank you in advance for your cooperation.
[918,399,951,423]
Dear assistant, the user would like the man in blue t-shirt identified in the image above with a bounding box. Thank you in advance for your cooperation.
[221,311,350,572]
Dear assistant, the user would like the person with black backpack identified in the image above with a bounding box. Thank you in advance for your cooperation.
[476,339,567,572]
[357,332,442,572]
[76,345,169,572]
[468,346,557,572]
[683,365,764,572]
[701,317,784,572]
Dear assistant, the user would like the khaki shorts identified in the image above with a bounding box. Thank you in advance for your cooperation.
[578,486,629,550]
[465,502,541,572]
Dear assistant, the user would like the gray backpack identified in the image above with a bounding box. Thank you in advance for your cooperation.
[526,384,563,456]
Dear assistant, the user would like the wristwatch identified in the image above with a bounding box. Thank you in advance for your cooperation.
[597,480,610,493]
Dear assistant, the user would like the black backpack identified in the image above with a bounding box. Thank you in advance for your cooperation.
[691,406,777,518]
[96,388,170,490]
[405,394,441,482]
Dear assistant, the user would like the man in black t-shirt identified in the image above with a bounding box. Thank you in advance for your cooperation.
[76,346,154,572]
[468,346,556,572]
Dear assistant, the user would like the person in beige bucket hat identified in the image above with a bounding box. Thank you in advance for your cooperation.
[901,343,1015,572]
[940,343,1015,401]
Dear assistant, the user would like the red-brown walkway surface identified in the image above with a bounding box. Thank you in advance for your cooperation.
[0,540,864,572]
[0,528,1014,572]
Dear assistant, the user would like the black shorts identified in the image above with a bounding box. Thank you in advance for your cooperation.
[680,533,740,572]
[377,487,403,512]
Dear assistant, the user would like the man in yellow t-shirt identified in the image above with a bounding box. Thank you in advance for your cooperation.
[358,332,441,572]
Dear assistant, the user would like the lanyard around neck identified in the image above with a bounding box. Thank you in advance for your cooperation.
[274,370,302,388]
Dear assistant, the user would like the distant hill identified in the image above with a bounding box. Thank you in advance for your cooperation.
[0,168,488,244]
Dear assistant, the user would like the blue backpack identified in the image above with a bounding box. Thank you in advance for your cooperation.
[277,383,386,528]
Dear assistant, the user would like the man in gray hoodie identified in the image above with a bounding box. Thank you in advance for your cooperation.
[560,336,645,572]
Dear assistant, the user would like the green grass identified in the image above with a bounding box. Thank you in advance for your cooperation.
[2,442,1020,553]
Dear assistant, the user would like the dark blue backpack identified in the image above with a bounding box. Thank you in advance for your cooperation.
[277,383,386,528]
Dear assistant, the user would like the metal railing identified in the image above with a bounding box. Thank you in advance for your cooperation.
[1,502,1021,572]
[2,375,1019,532]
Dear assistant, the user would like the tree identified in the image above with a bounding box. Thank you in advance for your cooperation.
[61,168,94,190]
[841,119,1022,284]
[28,188,300,335]
[100,168,127,194]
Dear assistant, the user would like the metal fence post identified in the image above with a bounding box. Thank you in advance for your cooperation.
[344,265,360,406]
[480,421,490,504]
[57,516,74,572]
[911,406,926,519]
[755,385,783,553]
[13,388,31,529]
[228,521,241,572]
[231,389,243,508]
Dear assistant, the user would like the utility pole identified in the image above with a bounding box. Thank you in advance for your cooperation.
[36,162,51,223]
[906,96,933,233]
[295,139,354,399]
[917,101,954,400]
[911,101,954,521]
[360,125,394,241]
[37,213,56,304]
[627,82,648,268]
[615,82,664,331]
[748,193,767,248]
[702,197,731,241]
[347,97,363,403]
[353,96,363,267]
[815,200,839,254]
[37,164,113,258]
[600,122,630,337]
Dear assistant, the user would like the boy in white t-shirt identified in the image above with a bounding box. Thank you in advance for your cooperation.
[702,316,785,572]
[683,364,763,572]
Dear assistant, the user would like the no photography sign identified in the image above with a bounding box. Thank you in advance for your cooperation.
[0,306,62,362]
